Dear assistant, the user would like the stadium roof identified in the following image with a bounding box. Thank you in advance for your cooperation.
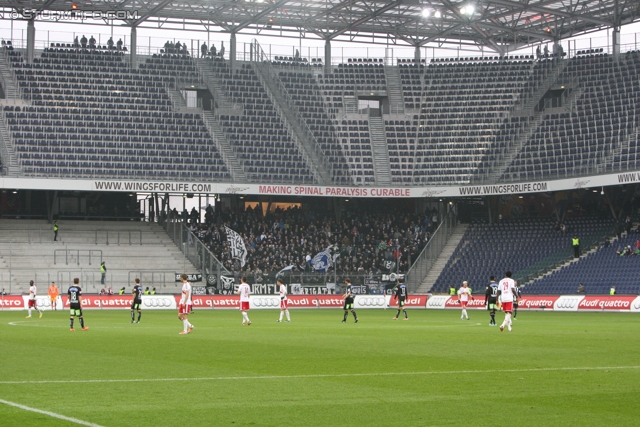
[1,0,640,53]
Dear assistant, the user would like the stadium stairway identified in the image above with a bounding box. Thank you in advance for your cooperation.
[367,116,392,185]
[384,66,404,114]
[0,220,197,295]
[416,223,469,293]
[202,110,247,182]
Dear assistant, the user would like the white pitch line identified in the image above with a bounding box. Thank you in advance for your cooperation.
[1,365,638,386]
[0,398,105,427]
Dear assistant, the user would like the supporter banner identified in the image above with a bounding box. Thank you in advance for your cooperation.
[553,295,584,312]
[0,295,25,310]
[386,295,428,308]
[5,171,640,199]
[577,296,637,311]
[175,273,202,282]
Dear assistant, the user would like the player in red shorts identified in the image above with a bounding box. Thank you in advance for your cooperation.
[497,271,519,332]
[277,278,290,323]
[26,280,43,319]
[457,281,473,320]
[178,273,194,335]
[237,276,251,325]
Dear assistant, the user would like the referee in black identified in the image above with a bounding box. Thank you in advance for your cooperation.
[393,278,409,320]
[130,278,143,323]
[485,276,499,326]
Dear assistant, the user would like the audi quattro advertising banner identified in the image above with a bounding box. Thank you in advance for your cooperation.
[425,295,561,311]
[0,295,27,310]
[386,295,428,308]
[577,296,638,311]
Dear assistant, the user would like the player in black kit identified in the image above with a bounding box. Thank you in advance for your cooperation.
[485,276,499,326]
[131,278,143,323]
[68,278,88,331]
[393,278,409,320]
[342,278,358,323]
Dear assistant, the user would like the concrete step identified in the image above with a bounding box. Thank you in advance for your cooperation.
[416,224,469,293]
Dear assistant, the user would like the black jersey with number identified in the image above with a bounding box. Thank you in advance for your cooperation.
[486,282,499,304]
[345,285,354,303]
[395,284,407,300]
[132,285,143,302]
[68,285,82,307]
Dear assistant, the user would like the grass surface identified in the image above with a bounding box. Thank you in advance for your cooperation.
[0,308,639,426]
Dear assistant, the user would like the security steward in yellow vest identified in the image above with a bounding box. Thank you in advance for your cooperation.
[572,236,580,258]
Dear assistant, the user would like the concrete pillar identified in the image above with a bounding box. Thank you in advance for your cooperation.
[324,39,331,74]
[414,45,421,64]
[130,26,137,67]
[612,26,621,57]
[230,32,236,71]
[26,19,35,63]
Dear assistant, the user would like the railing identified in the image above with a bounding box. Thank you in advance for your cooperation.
[405,208,458,293]
[54,249,102,266]
[251,39,332,184]
[127,270,178,290]
[56,270,102,293]
[165,220,229,280]
[95,229,142,245]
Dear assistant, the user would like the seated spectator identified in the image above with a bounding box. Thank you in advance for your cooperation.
[576,283,585,293]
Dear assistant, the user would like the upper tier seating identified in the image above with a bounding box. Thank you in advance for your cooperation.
[6,46,229,180]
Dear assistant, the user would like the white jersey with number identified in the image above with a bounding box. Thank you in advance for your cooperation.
[29,285,37,300]
[181,281,192,305]
[279,284,287,301]
[458,287,471,302]
[239,283,251,302]
[499,278,516,303]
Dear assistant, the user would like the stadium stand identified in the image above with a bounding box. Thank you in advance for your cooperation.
[525,233,640,295]
[500,50,640,181]
[0,219,196,294]
[430,217,615,294]
[203,57,317,183]
[3,45,230,180]
[190,205,435,277]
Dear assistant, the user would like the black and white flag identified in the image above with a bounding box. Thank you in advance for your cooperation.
[225,226,247,267]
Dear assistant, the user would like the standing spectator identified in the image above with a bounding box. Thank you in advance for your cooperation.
[210,44,217,57]
[107,37,114,49]
[53,220,58,241]
[80,35,87,48]
[572,235,580,258]
[100,261,107,284]
[201,42,208,58]
[116,38,123,50]
[89,35,96,48]
[625,216,632,234]
[219,41,225,58]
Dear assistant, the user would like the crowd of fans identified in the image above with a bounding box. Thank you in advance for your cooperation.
[179,205,438,279]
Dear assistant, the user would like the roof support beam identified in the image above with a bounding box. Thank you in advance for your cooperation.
[233,0,290,33]
[328,0,403,40]
[489,0,612,27]
[128,0,173,27]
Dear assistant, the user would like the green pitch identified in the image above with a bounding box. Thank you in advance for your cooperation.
[1,309,639,426]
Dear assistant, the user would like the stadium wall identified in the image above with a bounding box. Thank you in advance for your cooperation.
[4,294,639,312]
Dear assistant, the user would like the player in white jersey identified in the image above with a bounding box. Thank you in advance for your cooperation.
[277,278,290,323]
[497,271,519,332]
[237,276,251,326]
[26,280,43,318]
[457,281,473,320]
[178,274,194,335]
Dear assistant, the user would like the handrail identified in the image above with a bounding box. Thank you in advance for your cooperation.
[54,249,102,265]
[251,39,333,184]
[165,220,230,278]
[404,208,457,293]
[95,229,142,245]
[127,270,177,289]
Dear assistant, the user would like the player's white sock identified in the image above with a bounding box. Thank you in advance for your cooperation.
[242,311,250,323]
[285,310,290,321]
[462,309,467,319]
[279,311,284,321]
[182,319,188,332]
[188,322,193,328]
